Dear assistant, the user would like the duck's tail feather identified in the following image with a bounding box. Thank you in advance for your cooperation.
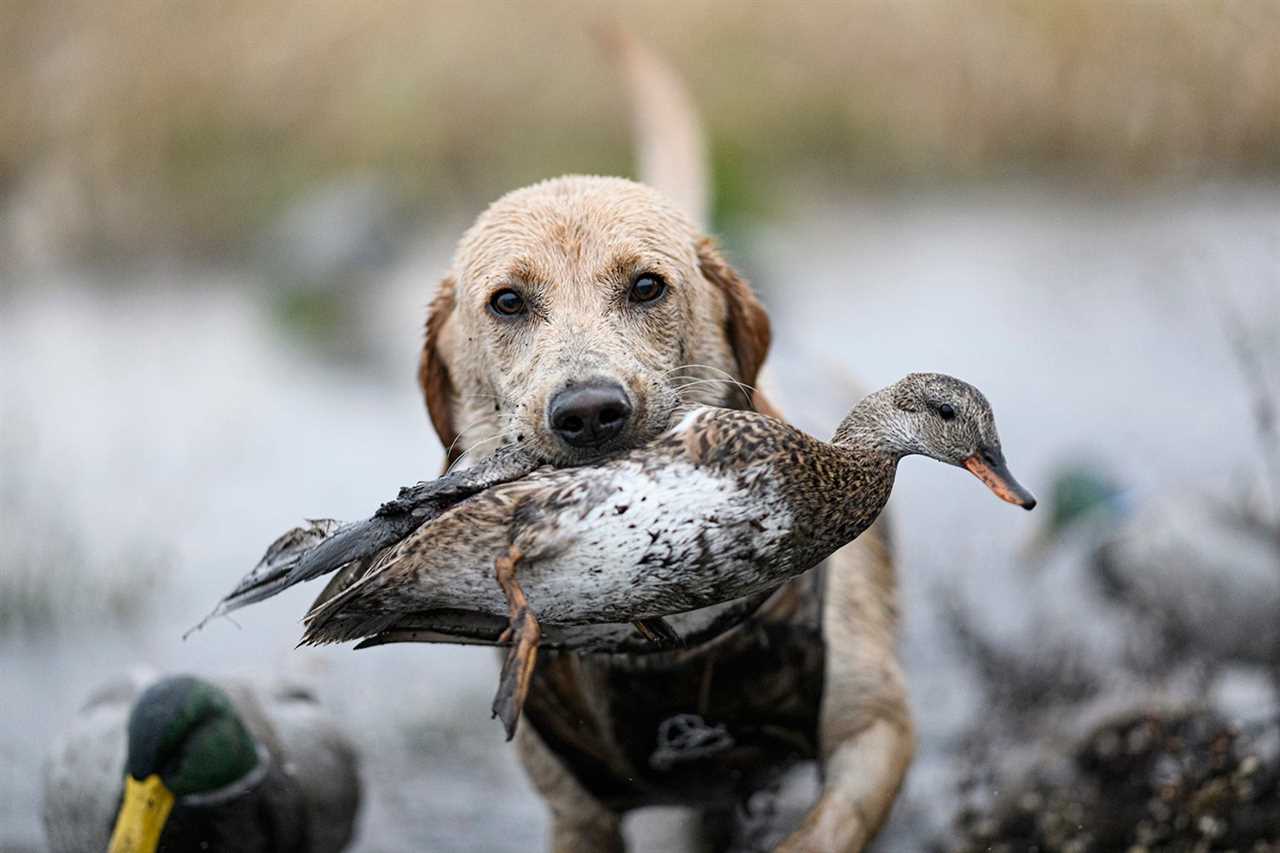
[308,557,380,615]
[298,610,401,647]
[298,549,400,643]
[186,515,410,636]
[184,519,344,638]
[186,446,548,639]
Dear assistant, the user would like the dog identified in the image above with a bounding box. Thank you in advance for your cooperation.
[415,37,912,853]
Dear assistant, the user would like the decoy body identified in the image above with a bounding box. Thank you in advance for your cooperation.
[43,672,360,853]
[205,372,1035,737]
[1035,464,1280,668]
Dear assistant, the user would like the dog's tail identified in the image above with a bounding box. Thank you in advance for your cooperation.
[600,26,711,230]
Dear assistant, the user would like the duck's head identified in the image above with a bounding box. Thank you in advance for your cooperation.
[849,372,1037,510]
[108,675,263,853]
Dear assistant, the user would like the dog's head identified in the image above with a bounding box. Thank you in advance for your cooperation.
[419,176,771,468]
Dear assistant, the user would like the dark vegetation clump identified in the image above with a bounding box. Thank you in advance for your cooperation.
[945,708,1280,853]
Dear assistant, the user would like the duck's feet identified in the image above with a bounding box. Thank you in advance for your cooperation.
[492,546,540,740]
[632,617,684,650]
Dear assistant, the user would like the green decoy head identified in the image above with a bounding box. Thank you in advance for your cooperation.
[108,675,261,853]
[1022,463,1128,559]
[1043,465,1127,537]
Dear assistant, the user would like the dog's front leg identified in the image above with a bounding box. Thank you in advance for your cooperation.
[776,523,914,853]
[515,722,626,853]
[775,719,913,852]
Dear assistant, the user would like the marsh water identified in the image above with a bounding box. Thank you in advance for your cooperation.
[2,184,1276,851]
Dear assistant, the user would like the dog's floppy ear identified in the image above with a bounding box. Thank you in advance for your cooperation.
[697,237,773,411]
[418,277,461,466]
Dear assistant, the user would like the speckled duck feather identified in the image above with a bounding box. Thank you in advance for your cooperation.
[295,403,896,645]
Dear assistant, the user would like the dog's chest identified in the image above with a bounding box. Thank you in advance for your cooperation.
[522,572,826,810]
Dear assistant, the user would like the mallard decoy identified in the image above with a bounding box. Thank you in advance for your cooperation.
[205,372,1035,737]
[42,672,360,853]
[1033,463,1280,668]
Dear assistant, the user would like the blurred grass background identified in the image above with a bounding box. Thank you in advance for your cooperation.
[2,0,1278,264]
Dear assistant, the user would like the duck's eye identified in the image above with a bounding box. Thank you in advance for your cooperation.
[938,403,957,421]
[489,288,527,317]
[629,273,667,304]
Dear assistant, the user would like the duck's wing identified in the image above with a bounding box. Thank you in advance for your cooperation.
[192,445,544,632]
[349,591,774,654]
[295,481,537,647]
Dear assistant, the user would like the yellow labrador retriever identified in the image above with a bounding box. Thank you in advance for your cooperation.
[417,40,912,853]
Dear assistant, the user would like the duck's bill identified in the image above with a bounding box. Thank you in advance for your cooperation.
[108,774,174,853]
[963,455,1037,510]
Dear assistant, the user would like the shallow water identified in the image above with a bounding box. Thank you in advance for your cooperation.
[1,184,1276,851]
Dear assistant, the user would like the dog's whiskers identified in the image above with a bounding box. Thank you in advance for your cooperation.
[447,406,526,472]
[454,436,532,474]
[671,377,758,411]
[443,413,503,465]
[448,431,509,473]
[665,364,757,406]
[664,363,757,392]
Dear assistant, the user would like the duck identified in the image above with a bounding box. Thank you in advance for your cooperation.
[1033,462,1280,670]
[204,372,1036,737]
[42,671,360,853]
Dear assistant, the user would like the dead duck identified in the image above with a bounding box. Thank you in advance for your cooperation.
[206,372,1035,737]
[43,672,360,853]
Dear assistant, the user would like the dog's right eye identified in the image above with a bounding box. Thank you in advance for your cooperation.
[629,273,667,304]
[489,289,527,317]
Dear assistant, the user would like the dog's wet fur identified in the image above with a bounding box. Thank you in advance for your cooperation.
[421,177,768,471]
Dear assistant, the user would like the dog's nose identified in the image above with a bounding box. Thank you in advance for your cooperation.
[548,382,633,448]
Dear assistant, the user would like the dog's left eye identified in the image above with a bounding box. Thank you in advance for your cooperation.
[489,288,527,317]
[629,273,667,304]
